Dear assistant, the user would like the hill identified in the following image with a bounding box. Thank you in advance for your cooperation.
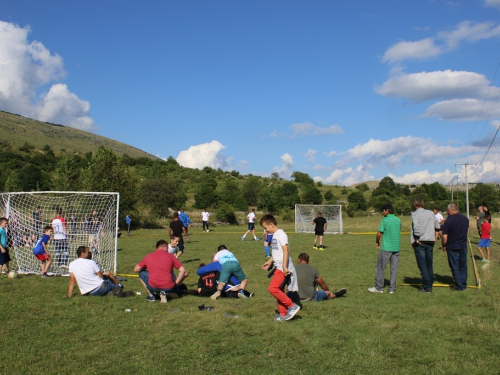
[0,111,158,159]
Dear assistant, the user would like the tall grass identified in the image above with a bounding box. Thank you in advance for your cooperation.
[1,216,499,374]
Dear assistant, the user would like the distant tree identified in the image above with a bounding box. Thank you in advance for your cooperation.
[356,183,370,192]
[141,178,179,217]
[378,176,396,191]
[194,177,219,209]
[242,176,263,206]
[258,186,281,213]
[301,184,323,204]
[219,179,241,206]
[470,183,500,212]
[341,187,349,195]
[4,164,51,192]
[79,147,139,214]
[280,181,301,209]
[270,172,280,180]
[324,190,335,202]
[54,155,83,191]
[216,204,238,224]
[291,171,314,185]
[348,191,368,211]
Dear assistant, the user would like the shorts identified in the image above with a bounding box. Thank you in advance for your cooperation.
[265,234,273,243]
[35,252,50,261]
[89,280,117,296]
[0,247,10,265]
[219,261,247,284]
[315,230,324,236]
[247,223,255,231]
[478,239,491,248]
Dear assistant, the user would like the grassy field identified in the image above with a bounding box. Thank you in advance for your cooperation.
[1,216,499,374]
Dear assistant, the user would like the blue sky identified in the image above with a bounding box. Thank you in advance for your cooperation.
[1,0,500,185]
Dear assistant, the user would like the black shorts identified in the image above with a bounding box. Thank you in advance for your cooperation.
[0,247,11,265]
[315,230,324,236]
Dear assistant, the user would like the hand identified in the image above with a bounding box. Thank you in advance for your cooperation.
[376,243,380,250]
[261,262,271,270]
[283,267,290,276]
[0,248,5,253]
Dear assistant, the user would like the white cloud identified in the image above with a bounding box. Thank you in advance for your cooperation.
[388,169,456,185]
[0,20,96,131]
[375,70,495,103]
[273,153,294,178]
[304,149,317,162]
[316,165,374,186]
[381,21,500,64]
[176,141,229,170]
[323,150,342,157]
[485,0,500,9]
[290,121,344,136]
[382,38,442,63]
[423,98,500,121]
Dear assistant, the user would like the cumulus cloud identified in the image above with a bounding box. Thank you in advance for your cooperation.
[423,98,500,121]
[388,169,456,185]
[304,149,317,162]
[382,38,442,63]
[316,165,374,186]
[0,20,96,131]
[375,70,496,103]
[273,153,294,178]
[382,21,500,64]
[176,141,230,170]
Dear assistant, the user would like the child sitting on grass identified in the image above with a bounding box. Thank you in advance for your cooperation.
[33,226,53,278]
[260,214,300,321]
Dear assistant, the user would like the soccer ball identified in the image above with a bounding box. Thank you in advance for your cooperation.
[206,229,209,232]
[8,270,18,279]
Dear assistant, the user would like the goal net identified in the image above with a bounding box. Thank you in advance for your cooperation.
[295,204,343,234]
[0,191,119,275]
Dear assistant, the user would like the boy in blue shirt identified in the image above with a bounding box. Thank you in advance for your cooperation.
[33,226,53,278]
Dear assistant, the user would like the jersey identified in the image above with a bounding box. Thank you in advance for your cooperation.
[481,222,491,240]
[169,220,185,237]
[313,217,327,232]
[247,212,256,223]
[52,216,67,240]
[33,234,50,255]
[201,211,210,221]
[198,271,219,296]
[214,249,238,265]
[0,227,7,248]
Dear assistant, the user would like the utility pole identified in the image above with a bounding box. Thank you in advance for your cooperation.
[455,163,477,219]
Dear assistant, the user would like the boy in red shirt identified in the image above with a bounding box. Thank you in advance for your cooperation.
[478,216,491,262]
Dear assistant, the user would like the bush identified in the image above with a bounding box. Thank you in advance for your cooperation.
[216,204,238,224]
[279,208,294,223]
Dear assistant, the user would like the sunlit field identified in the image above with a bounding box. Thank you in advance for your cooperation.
[1,215,499,374]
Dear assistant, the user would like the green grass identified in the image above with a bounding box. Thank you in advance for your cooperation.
[2,217,499,374]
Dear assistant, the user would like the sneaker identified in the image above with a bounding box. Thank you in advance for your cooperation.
[238,290,248,298]
[210,291,221,300]
[265,255,270,258]
[248,292,254,298]
[481,258,488,263]
[368,287,383,293]
[159,291,168,303]
[146,294,156,302]
[318,247,325,251]
[42,274,49,279]
[285,304,300,320]
[254,238,260,241]
[241,237,245,241]
[274,314,287,322]
[389,291,395,294]
[333,288,347,298]
[313,246,318,250]
[418,288,432,293]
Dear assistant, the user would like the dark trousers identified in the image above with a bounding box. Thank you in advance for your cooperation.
[447,247,468,290]
[413,242,434,291]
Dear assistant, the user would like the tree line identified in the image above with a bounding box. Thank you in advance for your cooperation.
[0,140,498,227]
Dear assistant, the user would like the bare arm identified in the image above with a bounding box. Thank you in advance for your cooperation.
[176,266,188,284]
[316,275,330,292]
[441,234,448,252]
[133,264,142,273]
[68,273,76,297]
[262,256,274,270]
[282,244,290,275]
[376,232,382,250]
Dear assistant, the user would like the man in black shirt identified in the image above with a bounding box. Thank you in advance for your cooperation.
[312,212,328,250]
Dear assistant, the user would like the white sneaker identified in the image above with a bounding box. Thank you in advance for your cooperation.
[368,287,383,293]
[285,304,301,320]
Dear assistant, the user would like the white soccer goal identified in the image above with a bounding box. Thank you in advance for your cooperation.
[295,204,343,234]
[0,192,119,275]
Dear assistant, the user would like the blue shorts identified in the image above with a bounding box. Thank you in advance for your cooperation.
[139,270,180,294]
[478,239,491,248]
[265,234,273,243]
[89,280,117,296]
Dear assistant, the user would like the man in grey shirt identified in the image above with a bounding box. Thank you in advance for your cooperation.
[411,197,440,293]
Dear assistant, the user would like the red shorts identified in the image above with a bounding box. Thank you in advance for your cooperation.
[35,252,50,261]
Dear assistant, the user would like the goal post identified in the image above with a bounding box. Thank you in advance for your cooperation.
[0,191,119,276]
[295,204,343,234]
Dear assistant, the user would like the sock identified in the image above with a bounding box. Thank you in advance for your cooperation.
[265,245,270,256]
[254,236,257,240]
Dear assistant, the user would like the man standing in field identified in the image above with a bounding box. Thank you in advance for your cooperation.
[200,209,210,232]
[242,208,258,241]
[442,203,469,291]
[411,198,440,293]
[312,212,327,250]
[476,206,485,237]
[368,204,401,294]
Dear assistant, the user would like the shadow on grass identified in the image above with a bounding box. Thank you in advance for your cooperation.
[403,276,422,289]
[434,273,455,284]
[182,258,201,264]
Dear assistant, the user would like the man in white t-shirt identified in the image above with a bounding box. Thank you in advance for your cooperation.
[433,208,445,239]
[52,208,68,268]
[242,208,259,241]
[68,246,122,297]
[201,209,210,232]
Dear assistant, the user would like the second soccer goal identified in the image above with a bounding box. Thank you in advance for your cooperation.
[295,204,343,234]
